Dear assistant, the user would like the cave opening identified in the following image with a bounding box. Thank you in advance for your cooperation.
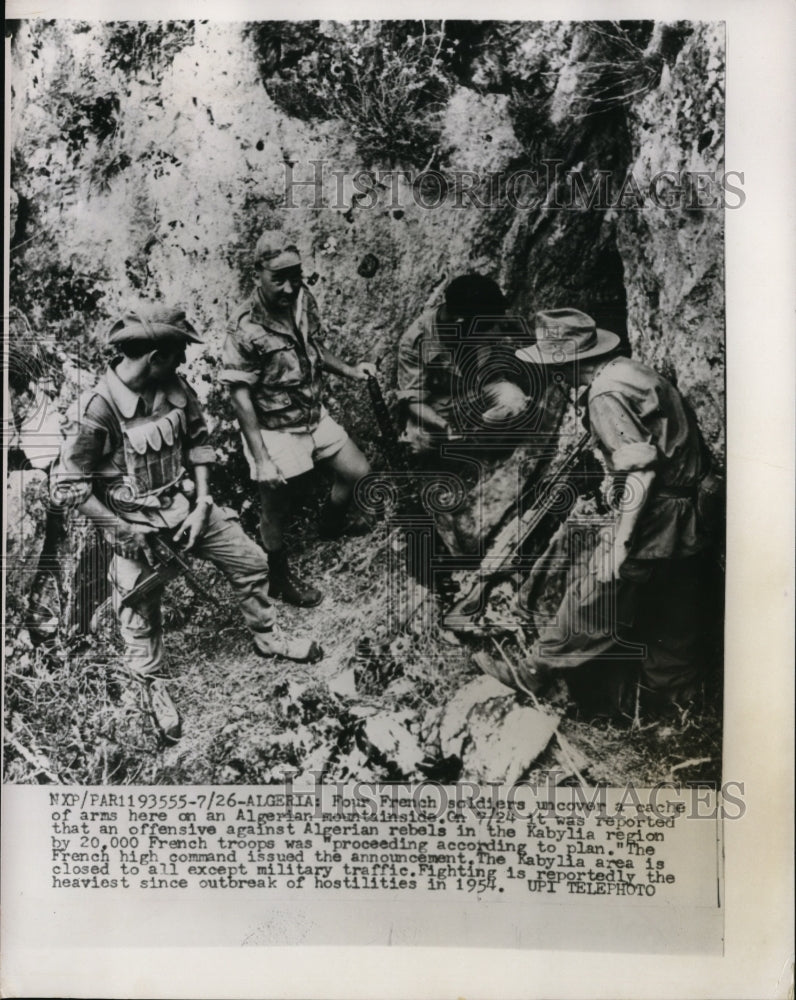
[503,97,635,353]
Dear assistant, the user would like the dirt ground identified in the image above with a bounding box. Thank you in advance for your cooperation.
[3,498,724,789]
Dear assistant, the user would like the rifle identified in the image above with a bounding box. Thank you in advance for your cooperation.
[364,374,448,628]
[119,533,223,613]
[366,373,410,472]
[444,431,591,626]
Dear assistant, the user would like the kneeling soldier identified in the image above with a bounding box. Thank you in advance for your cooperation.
[51,304,322,741]
[396,274,532,457]
[515,308,712,710]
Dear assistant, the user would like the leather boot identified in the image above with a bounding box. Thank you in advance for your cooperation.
[268,550,323,607]
[146,678,182,743]
[254,625,323,663]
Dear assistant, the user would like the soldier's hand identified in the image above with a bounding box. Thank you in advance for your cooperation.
[254,458,287,488]
[173,503,211,551]
[589,528,625,584]
[351,362,378,381]
[110,519,157,561]
[438,419,463,441]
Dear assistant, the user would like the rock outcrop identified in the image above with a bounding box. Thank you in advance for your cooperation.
[9,18,726,483]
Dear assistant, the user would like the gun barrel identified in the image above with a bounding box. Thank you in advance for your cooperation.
[445,432,590,626]
[147,534,224,610]
[119,566,176,610]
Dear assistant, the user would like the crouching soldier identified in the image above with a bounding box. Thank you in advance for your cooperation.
[396,274,532,459]
[51,304,322,741]
[515,308,714,712]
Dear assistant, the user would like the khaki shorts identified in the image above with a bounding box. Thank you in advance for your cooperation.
[242,409,349,480]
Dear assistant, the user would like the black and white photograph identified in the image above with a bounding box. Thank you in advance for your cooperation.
[2,3,793,997]
[5,17,728,786]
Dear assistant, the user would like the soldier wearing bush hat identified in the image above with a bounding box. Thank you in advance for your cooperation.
[105,305,204,346]
[52,301,323,742]
[514,307,714,711]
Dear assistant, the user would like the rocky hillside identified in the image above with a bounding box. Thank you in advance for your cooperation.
[9,19,725,456]
[5,20,726,787]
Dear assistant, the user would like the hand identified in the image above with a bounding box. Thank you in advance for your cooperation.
[443,423,464,442]
[350,362,378,381]
[436,419,460,440]
[254,458,287,488]
[588,528,626,584]
[426,417,458,440]
[173,501,212,551]
[108,519,157,560]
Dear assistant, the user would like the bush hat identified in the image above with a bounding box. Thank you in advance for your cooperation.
[107,304,203,345]
[515,308,620,365]
[254,230,301,271]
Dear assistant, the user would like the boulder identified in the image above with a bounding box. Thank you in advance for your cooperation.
[439,673,559,785]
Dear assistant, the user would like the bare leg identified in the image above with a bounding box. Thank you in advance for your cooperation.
[318,439,371,537]
[323,438,371,506]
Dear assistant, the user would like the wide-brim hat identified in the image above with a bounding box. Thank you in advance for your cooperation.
[254,230,301,271]
[515,308,620,365]
[107,305,203,346]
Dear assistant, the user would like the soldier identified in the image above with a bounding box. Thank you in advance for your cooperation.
[515,308,714,710]
[396,274,532,458]
[51,304,322,742]
[220,231,376,608]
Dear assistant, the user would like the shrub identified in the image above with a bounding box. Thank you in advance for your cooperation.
[572,21,688,120]
[246,21,457,169]
[103,20,195,82]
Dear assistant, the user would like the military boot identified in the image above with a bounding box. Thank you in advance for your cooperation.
[145,678,182,743]
[254,624,323,663]
[268,550,323,607]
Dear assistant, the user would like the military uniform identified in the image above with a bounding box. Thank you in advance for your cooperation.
[52,364,282,678]
[220,286,349,479]
[396,308,462,428]
[528,354,710,698]
[396,306,531,453]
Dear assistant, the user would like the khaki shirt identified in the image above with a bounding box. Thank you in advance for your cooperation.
[219,287,326,431]
[397,307,536,431]
[396,306,462,420]
[52,365,214,529]
[587,356,706,559]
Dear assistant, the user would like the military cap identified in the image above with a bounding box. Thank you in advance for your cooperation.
[254,230,301,271]
[106,304,203,345]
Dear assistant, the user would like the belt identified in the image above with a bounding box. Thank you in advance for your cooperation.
[140,476,194,511]
[653,484,698,501]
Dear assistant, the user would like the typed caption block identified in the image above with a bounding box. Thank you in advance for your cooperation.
[45,784,722,906]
